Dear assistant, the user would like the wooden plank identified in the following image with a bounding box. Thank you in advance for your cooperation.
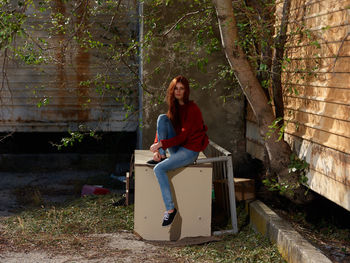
[234,178,255,201]
[307,168,350,211]
[282,82,350,90]
[283,85,350,104]
[284,57,350,73]
[214,178,255,202]
[284,97,350,121]
[289,0,350,17]
[285,109,350,138]
[285,40,350,57]
[285,133,350,186]
[290,0,349,13]
[282,67,350,75]
[285,122,350,154]
[286,24,350,43]
[282,72,350,89]
[288,7,350,30]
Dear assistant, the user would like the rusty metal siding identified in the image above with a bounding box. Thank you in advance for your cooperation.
[246,103,265,161]
[245,99,266,161]
[282,0,350,210]
[0,0,139,132]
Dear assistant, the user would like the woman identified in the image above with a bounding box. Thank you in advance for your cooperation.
[148,75,209,227]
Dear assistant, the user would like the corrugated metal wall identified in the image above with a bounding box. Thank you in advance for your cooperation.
[245,105,265,161]
[0,0,139,132]
[246,0,350,211]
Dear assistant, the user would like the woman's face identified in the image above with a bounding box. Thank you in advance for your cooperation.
[174,82,185,102]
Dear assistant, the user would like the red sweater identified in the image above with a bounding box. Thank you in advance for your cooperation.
[154,101,209,152]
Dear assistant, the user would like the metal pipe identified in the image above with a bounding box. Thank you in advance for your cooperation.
[194,156,230,164]
[137,1,144,150]
[195,153,239,234]
[209,140,231,156]
[212,229,236,236]
[226,156,238,233]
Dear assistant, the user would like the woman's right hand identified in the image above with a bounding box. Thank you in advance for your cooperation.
[153,151,161,161]
[150,141,162,152]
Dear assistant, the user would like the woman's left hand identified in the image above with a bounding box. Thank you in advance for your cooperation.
[150,141,162,152]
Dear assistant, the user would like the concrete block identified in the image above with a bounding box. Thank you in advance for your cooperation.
[250,200,332,263]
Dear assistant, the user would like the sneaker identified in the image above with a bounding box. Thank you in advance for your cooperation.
[162,208,177,227]
[146,157,167,166]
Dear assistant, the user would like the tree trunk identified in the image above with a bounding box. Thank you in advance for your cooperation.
[271,0,291,119]
[212,0,311,203]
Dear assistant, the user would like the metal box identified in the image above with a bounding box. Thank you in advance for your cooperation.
[134,150,212,241]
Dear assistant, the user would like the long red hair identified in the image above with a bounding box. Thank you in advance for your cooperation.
[166,75,190,128]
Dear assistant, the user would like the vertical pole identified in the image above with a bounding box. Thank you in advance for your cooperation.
[137,1,144,149]
[226,156,238,233]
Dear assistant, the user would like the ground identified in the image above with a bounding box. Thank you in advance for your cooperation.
[0,170,285,263]
[1,169,350,262]
[0,170,179,262]
[0,232,183,263]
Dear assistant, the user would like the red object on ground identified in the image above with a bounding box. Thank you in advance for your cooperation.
[93,187,110,195]
[81,185,110,196]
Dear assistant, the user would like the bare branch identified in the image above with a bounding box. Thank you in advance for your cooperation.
[0,131,14,143]
[119,56,153,95]
[160,10,201,37]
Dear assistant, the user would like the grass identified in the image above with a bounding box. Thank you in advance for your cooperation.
[0,193,286,262]
[171,227,285,262]
[0,194,133,252]
[169,203,286,263]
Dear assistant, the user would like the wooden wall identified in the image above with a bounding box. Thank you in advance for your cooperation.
[0,0,139,132]
[246,0,350,211]
[284,0,350,211]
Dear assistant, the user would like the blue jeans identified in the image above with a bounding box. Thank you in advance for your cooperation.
[154,114,199,211]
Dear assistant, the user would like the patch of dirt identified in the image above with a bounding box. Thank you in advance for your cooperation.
[0,232,183,263]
